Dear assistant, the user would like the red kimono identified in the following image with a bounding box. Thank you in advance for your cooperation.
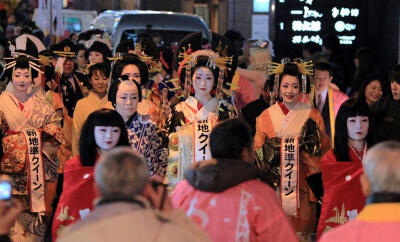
[317,148,366,239]
[52,156,97,241]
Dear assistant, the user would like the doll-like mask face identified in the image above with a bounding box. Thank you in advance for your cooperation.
[94,126,121,151]
[192,67,214,96]
[347,116,369,141]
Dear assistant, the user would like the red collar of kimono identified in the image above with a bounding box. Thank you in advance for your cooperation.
[278,102,290,115]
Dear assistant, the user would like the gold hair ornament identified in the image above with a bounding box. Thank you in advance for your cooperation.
[267,58,313,106]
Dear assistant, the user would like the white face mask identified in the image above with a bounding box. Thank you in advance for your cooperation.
[347,116,369,141]
[94,126,121,151]
[115,81,139,121]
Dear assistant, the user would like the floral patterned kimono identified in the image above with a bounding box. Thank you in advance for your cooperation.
[254,102,330,239]
[168,96,235,185]
[0,91,63,241]
[126,113,168,178]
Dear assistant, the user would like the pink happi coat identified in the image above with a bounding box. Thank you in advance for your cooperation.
[171,159,297,242]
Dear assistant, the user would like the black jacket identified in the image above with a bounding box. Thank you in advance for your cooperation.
[184,158,259,193]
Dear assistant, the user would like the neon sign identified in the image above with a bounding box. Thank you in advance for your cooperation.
[272,0,368,58]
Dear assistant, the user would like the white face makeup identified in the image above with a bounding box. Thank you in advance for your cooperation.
[280,75,300,106]
[121,64,141,84]
[88,51,104,64]
[192,67,214,97]
[12,68,30,93]
[347,116,369,141]
[365,80,382,105]
[94,126,121,151]
[391,81,400,101]
[314,69,332,92]
[115,81,139,121]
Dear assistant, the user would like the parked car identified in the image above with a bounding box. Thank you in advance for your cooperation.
[91,10,211,50]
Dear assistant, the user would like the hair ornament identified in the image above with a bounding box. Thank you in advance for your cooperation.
[85,33,112,50]
[4,52,43,74]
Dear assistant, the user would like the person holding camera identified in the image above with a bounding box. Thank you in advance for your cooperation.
[57,147,209,242]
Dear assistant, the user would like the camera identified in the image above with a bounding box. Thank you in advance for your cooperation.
[0,175,12,201]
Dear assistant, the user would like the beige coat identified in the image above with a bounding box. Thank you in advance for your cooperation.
[58,201,210,242]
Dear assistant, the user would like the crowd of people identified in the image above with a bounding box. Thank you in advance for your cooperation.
[0,4,399,242]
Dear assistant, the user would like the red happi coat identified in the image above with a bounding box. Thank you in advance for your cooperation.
[317,148,366,239]
[52,156,98,241]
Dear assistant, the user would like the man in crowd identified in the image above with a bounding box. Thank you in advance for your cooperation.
[57,148,209,242]
[171,118,297,242]
[374,64,400,142]
[320,141,400,241]
[311,62,348,143]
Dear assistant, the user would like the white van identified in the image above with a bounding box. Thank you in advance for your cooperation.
[91,10,211,51]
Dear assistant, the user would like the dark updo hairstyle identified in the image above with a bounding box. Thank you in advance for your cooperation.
[88,62,110,81]
[108,78,142,108]
[278,62,303,92]
[333,99,375,161]
[357,74,382,105]
[178,56,220,93]
[111,54,149,87]
[6,55,39,83]
[79,108,130,166]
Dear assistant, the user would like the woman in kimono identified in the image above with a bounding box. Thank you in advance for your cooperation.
[52,108,130,240]
[71,62,113,156]
[108,78,168,178]
[0,53,63,241]
[317,99,375,239]
[167,34,237,185]
[254,61,330,240]
[112,53,161,123]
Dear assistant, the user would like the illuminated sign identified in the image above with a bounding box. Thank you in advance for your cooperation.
[254,0,270,13]
[272,0,368,58]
